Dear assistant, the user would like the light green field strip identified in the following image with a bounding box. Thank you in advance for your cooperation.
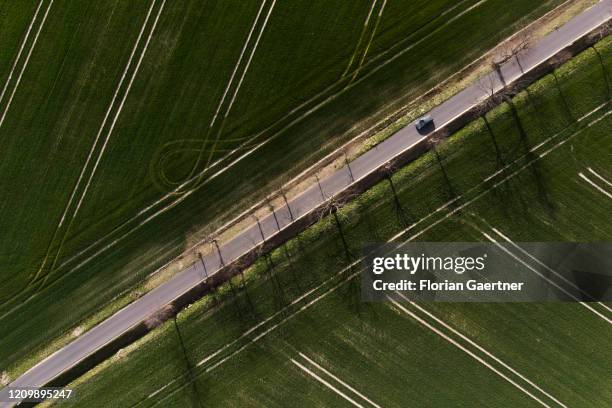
[141,108,611,408]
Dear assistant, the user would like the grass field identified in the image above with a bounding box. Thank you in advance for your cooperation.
[45,38,612,407]
[0,0,574,379]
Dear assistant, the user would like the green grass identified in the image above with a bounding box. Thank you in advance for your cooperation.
[0,0,577,379]
[46,40,612,407]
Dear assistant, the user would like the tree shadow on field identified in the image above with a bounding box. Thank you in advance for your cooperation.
[173,317,204,408]
[384,164,416,229]
[357,199,384,243]
[505,98,555,216]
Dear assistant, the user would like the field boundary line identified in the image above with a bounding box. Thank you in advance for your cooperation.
[291,358,366,408]
[0,0,45,112]
[578,172,612,199]
[587,166,612,187]
[395,291,567,408]
[387,295,552,408]
[298,352,382,408]
[0,0,54,130]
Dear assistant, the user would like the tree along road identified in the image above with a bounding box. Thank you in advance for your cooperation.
[1,1,610,405]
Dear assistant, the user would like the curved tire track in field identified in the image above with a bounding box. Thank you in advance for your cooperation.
[177,0,272,194]
[32,0,479,288]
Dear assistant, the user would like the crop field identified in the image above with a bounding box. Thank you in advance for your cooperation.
[0,0,574,378]
[46,39,612,407]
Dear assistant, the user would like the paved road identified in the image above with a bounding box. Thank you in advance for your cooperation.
[1,1,610,405]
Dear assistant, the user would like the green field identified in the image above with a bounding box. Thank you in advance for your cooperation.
[0,0,574,378]
[46,39,612,407]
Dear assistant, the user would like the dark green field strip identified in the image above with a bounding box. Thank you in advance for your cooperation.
[48,43,612,407]
[0,0,39,86]
[0,0,152,300]
[46,0,561,309]
[38,0,563,280]
[369,0,474,64]
[56,0,375,262]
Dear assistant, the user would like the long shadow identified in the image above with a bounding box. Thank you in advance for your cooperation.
[592,46,610,101]
[263,253,288,312]
[480,113,529,218]
[432,147,460,211]
[551,71,575,122]
[357,199,383,242]
[524,87,551,137]
[482,115,506,168]
[173,318,204,408]
[386,174,414,227]
[505,99,555,216]
[282,243,304,294]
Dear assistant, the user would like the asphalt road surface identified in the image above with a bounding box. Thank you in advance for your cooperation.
[1,1,610,405]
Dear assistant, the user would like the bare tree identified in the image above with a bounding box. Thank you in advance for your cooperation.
[317,193,357,262]
[197,251,208,280]
[253,215,266,244]
[315,173,326,200]
[343,148,355,183]
[266,196,282,231]
[477,73,503,113]
[277,182,294,222]
[493,33,532,77]
[205,235,224,268]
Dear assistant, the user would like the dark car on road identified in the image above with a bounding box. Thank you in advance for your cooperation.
[415,115,434,132]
